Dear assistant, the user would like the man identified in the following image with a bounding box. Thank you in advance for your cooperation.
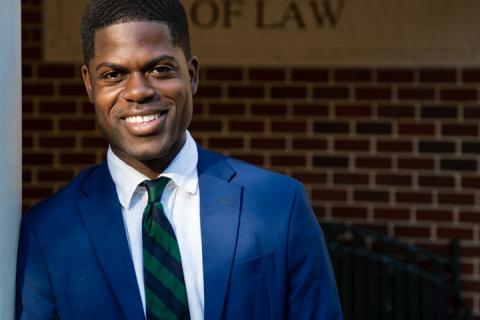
[16,0,342,319]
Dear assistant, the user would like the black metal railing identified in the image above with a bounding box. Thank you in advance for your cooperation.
[323,223,472,320]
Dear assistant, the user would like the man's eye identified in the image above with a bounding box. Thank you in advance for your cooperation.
[102,71,121,80]
[151,65,174,75]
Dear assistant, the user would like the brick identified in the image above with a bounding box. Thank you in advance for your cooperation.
[190,120,223,132]
[418,175,455,188]
[292,138,327,150]
[229,154,265,166]
[376,140,413,152]
[37,63,76,78]
[195,85,222,98]
[38,170,74,182]
[209,103,245,115]
[462,142,480,154]
[311,189,348,201]
[23,119,53,131]
[23,170,32,183]
[251,103,287,116]
[355,87,391,100]
[462,177,480,189]
[21,8,41,24]
[398,158,435,170]
[228,120,263,132]
[313,156,349,168]
[209,138,244,149]
[23,83,54,96]
[442,124,478,137]
[335,104,372,117]
[271,121,306,133]
[334,139,370,151]
[396,192,432,204]
[416,209,453,222]
[250,138,286,150]
[193,102,205,115]
[60,153,96,165]
[334,68,372,82]
[22,45,42,60]
[462,68,480,83]
[271,86,307,99]
[38,101,77,114]
[440,88,477,101]
[331,206,368,219]
[23,136,33,148]
[354,190,390,202]
[314,86,350,100]
[23,187,53,199]
[419,68,456,83]
[228,86,264,98]
[377,68,414,83]
[291,68,328,82]
[81,137,108,148]
[398,123,435,136]
[22,64,33,78]
[377,105,415,118]
[23,101,34,113]
[441,159,477,172]
[314,121,350,134]
[398,88,435,100]
[376,174,412,187]
[291,172,327,184]
[356,122,392,135]
[459,211,480,223]
[39,136,75,148]
[438,193,475,206]
[418,141,456,154]
[374,208,410,220]
[23,153,53,165]
[271,155,306,167]
[205,67,243,81]
[437,227,474,241]
[292,104,329,116]
[421,106,458,119]
[394,226,431,238]
[333,173,369,185]
[356,157,392,169]
[463,106,480,119]
[59,120,95,131]
[249,68,285,81]
[59,84,86,96]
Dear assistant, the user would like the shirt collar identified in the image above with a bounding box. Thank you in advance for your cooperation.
[107,131,199,209]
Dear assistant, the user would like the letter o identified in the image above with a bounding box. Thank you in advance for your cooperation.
[190,0,220,29]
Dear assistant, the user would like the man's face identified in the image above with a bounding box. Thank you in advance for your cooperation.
[82,21,198,175]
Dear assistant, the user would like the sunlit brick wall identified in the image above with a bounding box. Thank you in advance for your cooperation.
[22,0,480,316]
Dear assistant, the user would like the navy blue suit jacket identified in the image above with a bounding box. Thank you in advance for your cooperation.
[16,147,342,319]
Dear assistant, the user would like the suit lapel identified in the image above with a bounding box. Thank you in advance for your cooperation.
[77,163,145,320]
[198,147,242,320]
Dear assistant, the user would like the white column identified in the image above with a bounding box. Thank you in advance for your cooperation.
[0,0,22,319]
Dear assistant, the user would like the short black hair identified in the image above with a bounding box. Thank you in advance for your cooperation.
[80,0,191,65]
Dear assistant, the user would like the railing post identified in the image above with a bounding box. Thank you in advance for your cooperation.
[0,0,22,319]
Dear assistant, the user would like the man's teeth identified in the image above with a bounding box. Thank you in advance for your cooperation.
[125,113,161,124]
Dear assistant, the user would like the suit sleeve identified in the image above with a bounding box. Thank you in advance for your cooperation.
[286,182,343,319]
[16,217,58,320]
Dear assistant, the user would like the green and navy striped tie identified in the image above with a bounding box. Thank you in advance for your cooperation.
[142,177,190,320]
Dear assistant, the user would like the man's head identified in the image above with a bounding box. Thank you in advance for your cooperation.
[80,0,199,178]
[80,0,191,65]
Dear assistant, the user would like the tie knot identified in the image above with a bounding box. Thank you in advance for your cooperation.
[142,176,170,203]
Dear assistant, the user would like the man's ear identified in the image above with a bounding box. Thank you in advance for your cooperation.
[188,56,199,95]
[81,64,94,103]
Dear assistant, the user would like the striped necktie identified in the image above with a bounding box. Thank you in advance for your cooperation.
[142,177,190,320]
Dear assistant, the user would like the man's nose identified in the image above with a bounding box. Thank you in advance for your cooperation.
[122,73,156,103]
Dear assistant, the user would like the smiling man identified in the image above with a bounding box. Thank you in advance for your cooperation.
[16,1,342,319]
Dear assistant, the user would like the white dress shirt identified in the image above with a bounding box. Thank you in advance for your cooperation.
[107,131,204,319]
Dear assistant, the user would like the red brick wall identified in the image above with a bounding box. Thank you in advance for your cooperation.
[22,0,480,317]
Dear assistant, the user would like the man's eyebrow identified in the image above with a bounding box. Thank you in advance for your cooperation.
[95,55,178,72]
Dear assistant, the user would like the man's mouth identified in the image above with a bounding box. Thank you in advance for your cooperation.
[124,111,168,124]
